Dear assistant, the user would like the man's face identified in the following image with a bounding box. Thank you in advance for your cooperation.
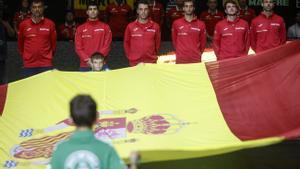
[31,2,44,17]
[225,3,238,16]
[66,12,74,22]
[22,0,29,8]
[137,3,149,20]
[183,1,194,15]
[207,0,217,10]
[262,0,274,12]
[239,0,247,7]
[87,5,99,19]
[91,59,104,71]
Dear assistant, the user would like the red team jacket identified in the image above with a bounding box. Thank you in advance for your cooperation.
[106,3,132,38]
[149,1,164,26]
[213,18,250,60]
[13,11,31,30]
[199,10,224,37]
[172,17,206,63]
[18,18,57,68]
[58,22,77,40]
[75,20,112,67]
[124,20,161,66]
[250,13,286,53]
[239,7,256,24]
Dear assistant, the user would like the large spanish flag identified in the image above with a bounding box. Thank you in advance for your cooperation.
[0,41,300,168]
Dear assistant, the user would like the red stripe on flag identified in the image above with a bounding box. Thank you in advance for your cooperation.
[0,84,7,116]
[206,41,300,140]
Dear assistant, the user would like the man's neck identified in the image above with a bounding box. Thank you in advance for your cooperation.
[138,18,148,24]
[208,8,217,14]
[184,14,194,22]
[88,18,98,21]
[66,21,74,25]
[227,15,237,22]
[31,16,43,24]
[77,127,91,131]
[263,11,273,18]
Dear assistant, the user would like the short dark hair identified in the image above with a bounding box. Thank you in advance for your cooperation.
[136,0,149,7]
[91,52,105,61]
[184,0,195,6]
[86,1,99,10]
[31,0,44,6]
[70,95,97,128]
[223,0,239,8]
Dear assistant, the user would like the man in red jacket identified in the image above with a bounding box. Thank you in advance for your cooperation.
[238,0,256,24]
[105,0,132,40]
[149,0,164,26]
[58,10,77,41]
[124,0,161,66]
[250,0,286,53]
[213,0,250,60]
[18,0,56,78]
[199,0,224,47]
[75,1,112,71]
[172,0,206,64]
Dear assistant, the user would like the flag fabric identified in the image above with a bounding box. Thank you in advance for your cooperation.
[0,41,300,168]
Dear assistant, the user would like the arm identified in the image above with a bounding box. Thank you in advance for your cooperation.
[75,27,89,61]
[155,25,161,54]
[100,25,112,56]
[123,25,131,58]
[245,23,250,54]
[50,23,57,54]
[17,22,24,57]
[171,22,177,50]
[250,22,257,52]
[200,23,207,53]
[1,19,15,38]
[212,24,221,58]
[280,19,287,44]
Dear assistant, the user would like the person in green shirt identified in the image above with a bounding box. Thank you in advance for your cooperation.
[49,94,126,169]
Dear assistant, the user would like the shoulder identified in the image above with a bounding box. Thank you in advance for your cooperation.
[274,14,284,22]
[19,18,31,26]
[172,18,182,25]
[239,19,249,26]
[152,21,160,29]
[44,18,55,26]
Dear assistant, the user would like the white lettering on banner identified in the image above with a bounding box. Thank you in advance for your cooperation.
[249,0,288,6]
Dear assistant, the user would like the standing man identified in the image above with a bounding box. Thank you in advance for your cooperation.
[250,0,286,53]
[149,0,164,26]
[213,0,250,60]
[199,0,224,47]
[172,0,206,64]
[105,0,132,40]
[124,0,161,66]
[18,0,56,78]
[50,95,126,169]
[238,0,256,24]
[58,10,77,41]
[13,0,31,34]
[288,10,300,40]
[75,1,112,71]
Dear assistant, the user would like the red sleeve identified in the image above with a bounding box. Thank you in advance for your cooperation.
[75,26,89,61]
[245,23,250,54]
[17,22,24,57]
[155,24,161,54]
[100,25,112,56]
[200,23,207,53]
[280,19,286,45]
[123,25,131,58]
[212,23,221,58]
[171,21,177,49]
[250,21,257,52]
[50,23,57,53]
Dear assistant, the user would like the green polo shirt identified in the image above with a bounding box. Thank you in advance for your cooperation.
[50,129,126,169]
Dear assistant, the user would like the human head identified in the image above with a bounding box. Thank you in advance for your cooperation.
[261,0,275,13]
[239,0,248,9]
[65,10,75,23]
[90,52,105,71]
[70,95,98,128]
[224,0,239,16]
[136,0,150,20]
[207,0,218,11]
[21,0,29,9]
[31,0,44,18]
[116,0,124,5]
[86,1,99,20]
[183,0,195,16]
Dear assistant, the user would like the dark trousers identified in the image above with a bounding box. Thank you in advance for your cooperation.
[21,67,53,79]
